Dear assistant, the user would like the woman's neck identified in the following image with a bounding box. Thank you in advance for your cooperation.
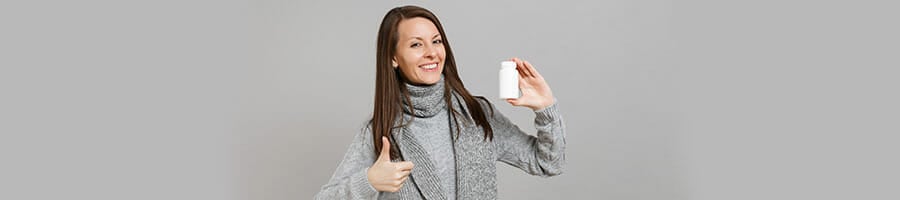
[402,76,446,118]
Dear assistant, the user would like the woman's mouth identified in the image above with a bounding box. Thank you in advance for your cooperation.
[419,62,439,72]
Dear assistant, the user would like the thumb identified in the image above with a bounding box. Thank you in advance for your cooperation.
[506,98,520,106]
[378,136,391,161]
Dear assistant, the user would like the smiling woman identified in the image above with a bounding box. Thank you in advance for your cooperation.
[314,5,566,200]
[392,17,445,85]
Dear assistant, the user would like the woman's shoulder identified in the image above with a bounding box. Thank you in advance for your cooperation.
[452,95,496,115]
[471,95,495,109]
[347,120,372,142]
[350,121,375,150]
[470,96,502,119]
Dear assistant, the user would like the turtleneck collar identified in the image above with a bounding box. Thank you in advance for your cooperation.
[402,76,447,118]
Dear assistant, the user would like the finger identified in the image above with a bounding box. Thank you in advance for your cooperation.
[523,60,541,78]
[517,66,527,79]
[511,57,527,78]
[397,171,411,180]
[378,137,391,161]
[515,58,532,77]
[395,161,414,171]
[399,176,409,184]
[394,171,410,180]
[399,169,411,177]
[506,98,520,106]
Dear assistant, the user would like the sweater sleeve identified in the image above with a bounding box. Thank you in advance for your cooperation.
[488,100,566,177]
[314,126,380,199]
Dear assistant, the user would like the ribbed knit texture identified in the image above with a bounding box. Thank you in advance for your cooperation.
[401,78,457,199]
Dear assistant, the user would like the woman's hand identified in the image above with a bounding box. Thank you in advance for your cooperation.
[367,137,414,192]
[506,57,556,111]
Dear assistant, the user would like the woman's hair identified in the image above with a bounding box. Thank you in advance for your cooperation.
[371,5,494,160]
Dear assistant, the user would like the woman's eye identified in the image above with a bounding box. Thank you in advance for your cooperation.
[433,39,443,44]
[410,42,421,48]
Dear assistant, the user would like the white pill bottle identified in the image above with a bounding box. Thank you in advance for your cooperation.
[499,61,519,99]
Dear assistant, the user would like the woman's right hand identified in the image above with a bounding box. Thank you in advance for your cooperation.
[367,137,414,192]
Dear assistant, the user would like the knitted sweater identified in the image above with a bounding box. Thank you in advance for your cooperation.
[400,78,457,199]
[315,78,566,199]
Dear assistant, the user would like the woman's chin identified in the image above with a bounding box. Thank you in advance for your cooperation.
[422,78,440,85]
[415,71,442,84]
[411,76,439,85]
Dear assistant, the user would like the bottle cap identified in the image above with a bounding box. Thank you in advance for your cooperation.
[501,61,516,69]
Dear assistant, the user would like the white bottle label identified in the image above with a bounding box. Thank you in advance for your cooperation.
[499,61,519,99]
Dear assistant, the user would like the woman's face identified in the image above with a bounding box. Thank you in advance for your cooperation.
[393,17,445,85]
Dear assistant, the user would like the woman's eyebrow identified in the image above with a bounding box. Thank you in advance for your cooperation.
[407,33,440,42]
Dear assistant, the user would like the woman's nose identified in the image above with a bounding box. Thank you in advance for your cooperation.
[424,45,437,58]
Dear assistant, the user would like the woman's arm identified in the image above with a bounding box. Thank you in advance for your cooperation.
[490,100,566,177]
[490,57,566,176]
[314,126,380,199]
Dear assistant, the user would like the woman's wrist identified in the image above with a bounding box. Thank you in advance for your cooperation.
[531,98,556,111]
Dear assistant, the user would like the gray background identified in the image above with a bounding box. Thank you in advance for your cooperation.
[2,0,898,199]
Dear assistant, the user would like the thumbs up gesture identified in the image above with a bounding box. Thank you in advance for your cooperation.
[367,137,415,192]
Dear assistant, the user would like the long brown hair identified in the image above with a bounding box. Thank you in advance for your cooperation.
[371,5,494,160]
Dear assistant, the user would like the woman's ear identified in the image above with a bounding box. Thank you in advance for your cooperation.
[391,59,399,68]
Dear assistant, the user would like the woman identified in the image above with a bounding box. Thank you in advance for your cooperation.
[315,5,565,200]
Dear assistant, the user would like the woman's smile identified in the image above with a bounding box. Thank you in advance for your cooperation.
[419,62,440,72]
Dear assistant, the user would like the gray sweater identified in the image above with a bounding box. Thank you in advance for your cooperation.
[400,80,457,199]
[315,78,566,199]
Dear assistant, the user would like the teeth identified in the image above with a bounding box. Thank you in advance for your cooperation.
[421,63,437,69]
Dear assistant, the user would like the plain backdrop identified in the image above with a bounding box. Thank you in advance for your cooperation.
[2,0,898,199]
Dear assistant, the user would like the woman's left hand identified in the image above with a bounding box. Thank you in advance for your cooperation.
[506,57,555,111]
